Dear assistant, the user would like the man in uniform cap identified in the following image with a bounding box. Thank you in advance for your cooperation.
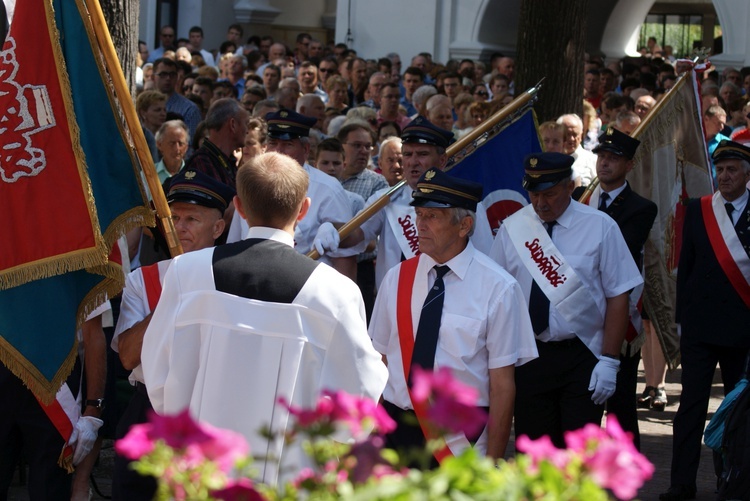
[575,128,657,449]
[313,116,494,289]
[661,140,750,500]
[226,109,355,279]
[369,168,537,462]
[489,152,642,448]
[142,152,387,486]
[111,169,234,500]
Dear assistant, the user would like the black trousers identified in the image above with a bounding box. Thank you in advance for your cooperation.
[357,259,376,324]
[111,384,157,501]
[606,348,641,450]
[514,337,602,449]
[0,365,71,501]
[670,336,747,488]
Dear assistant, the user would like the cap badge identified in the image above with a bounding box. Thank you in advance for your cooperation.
[184,171,196,179]
[529,157,538,167]
[425,170,436,180]
[280,111,288,118]
[606,127,614,136]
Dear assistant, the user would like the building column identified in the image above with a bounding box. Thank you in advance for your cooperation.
[710,0,750,70]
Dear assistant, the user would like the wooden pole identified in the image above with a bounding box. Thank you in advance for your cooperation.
[81,0,183,258]
[307,83,542,259]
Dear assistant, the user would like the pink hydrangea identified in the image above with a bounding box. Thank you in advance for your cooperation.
[410,366,487,438]
[210,478,265,501]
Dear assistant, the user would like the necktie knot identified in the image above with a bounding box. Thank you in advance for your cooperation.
[725,202,735,224]
[599,193,609,211]
[434,265,450,280]
[545,220,557,236]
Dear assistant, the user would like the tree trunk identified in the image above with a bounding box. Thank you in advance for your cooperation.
[515,0,588,122]
[99,0,139,95]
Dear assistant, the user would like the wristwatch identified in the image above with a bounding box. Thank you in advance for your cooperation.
[85,398,105,411]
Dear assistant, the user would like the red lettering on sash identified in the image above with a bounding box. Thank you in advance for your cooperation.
[398,214,421,255]
[524,238,567,287]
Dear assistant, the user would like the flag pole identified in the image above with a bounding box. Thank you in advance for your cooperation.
[307,82,543,259]
[81,0,183,258]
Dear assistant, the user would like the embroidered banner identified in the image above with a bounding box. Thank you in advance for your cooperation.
[0,0,153,402]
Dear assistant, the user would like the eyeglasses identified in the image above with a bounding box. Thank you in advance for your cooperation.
[319,67,335,73]
[156,71,177,78]
[345,142,374,150]
[474,91,488,97]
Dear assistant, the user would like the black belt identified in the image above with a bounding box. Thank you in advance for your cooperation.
[540,337,581,348]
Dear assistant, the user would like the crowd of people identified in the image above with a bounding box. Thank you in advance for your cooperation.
[3,23,750,501]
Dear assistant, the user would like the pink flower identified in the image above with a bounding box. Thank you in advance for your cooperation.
[147,409,213,449]
[292,468,318,489]
[193,421,249,472]
[564,422,608,454]
[211,478,265,501]
[583,416,654,500]
[516,435,570,470]
[115,423,155,459]
[410,366,487,438]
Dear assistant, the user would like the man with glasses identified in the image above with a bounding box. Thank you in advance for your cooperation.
[378,83,411,130]
[153,58,201,141]
[337,123,389,318]
[147,25,175,63]
[317,57,339,88]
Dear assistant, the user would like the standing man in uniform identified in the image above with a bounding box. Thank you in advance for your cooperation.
[111,170,233,500]
[369,168,537,461]
[489,152,643,447]
[142,152,387,486]
[576,128,657,449]
[313,117,494,289]
[226,110,355,279]
[661,140,750,501]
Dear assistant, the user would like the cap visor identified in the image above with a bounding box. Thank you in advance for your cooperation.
[522,177,569,192]
[593,143,625,156]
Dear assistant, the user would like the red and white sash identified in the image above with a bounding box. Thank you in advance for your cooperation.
[504,205,605,355]
[702,193,750,308]
[395,256,473,462]
[585,187,644,347]
[37,383,79,472]
[385,204,421,260]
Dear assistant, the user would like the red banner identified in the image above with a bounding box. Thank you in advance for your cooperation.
[0,0,104,289]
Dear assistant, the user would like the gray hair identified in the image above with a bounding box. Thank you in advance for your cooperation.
[296,93,324,112]
[155,119,189,142]
[450,208,476,237]
[379,136,402,157]
[556,113,583,130]
[327,115,347,137]
[206,98,245,130]
[412,85,438,108]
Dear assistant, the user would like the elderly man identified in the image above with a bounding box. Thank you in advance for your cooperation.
[575,129,657,449]
[152,57,202,140]
[634,95,657,119]
[661,141,750,501]
[220,55,247,98]
[142,152,387,486]
[557,113,597,187]
[184,98,248,190]
[370,168,537,462]
[154,120,189,182]
[227,110,354,278]
[111,170,233,500]
[296,94,326,132]
[361,72,387,110]
[314,117,494,289]
[489,152,642,448]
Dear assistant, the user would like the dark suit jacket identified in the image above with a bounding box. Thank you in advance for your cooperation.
[573,183,657,270]
[676,192,750,347]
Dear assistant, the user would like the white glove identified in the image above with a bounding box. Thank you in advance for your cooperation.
[588,356,621,405]
[313,222,340,256]
[676,323,682,338]
[68,415,103,465]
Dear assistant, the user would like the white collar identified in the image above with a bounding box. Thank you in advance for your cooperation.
[245,226,295,247]
[722,189,749,214]
[420,241,474,281]
[600,182,627,205]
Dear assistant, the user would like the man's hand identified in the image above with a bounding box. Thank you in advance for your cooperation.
[69,415,103,465]
[313,222,340,256]
[588,356,620,405]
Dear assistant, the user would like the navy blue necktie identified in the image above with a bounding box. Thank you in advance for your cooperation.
[528,221,557,336]
[725,202,735,224]
[598,192,609,211]
[411,265,451,373]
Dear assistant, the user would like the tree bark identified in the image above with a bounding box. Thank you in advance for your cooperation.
[515,0,589,122]
[99,0,139,95]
